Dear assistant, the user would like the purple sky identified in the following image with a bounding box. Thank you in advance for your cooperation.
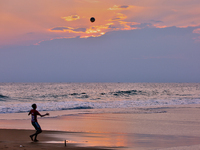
[1,0,200,82]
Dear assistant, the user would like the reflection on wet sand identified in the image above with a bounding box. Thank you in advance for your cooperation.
[45,131,200,150]
[2,107,200,149]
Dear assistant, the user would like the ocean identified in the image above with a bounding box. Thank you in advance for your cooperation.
[1,83,200,149]
[0,83,200,114]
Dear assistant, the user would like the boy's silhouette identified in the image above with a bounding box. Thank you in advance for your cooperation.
[28,103,49,142]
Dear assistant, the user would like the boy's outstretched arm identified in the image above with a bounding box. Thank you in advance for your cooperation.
[40,113,49,117]
[28,111,31,116]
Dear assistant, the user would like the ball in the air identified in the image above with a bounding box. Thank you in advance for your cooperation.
[90,17,95,22]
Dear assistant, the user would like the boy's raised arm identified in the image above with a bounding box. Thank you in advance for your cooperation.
[28,111,31,116]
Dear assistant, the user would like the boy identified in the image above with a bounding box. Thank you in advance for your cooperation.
[28,103,49,142]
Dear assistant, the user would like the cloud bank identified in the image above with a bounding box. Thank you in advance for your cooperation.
[0,26,200,82]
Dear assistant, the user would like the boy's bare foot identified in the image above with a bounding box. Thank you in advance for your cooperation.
[30,135,34,141]
[34,139,39,142]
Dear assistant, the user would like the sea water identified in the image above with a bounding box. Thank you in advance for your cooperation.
[0,83,200,114]
[1,83,200,149]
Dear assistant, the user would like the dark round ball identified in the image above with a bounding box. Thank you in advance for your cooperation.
[90,17,95,22]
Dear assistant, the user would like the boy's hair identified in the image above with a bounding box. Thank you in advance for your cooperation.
[32,104,37,109]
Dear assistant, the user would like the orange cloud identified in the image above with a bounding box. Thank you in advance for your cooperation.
[108,13,127,21]
[48,12,144,41]
[108,5,132,10]
[61,15,80,21]
[86,25,109,34]
[119,21,140,30]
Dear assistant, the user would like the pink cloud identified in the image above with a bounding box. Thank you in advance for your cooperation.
[193,28,200,34]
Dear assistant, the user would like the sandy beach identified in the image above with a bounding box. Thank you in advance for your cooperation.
[0,129,114,150]
[1,105,200,150]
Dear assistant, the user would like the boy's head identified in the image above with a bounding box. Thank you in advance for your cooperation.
[32,103,37,109]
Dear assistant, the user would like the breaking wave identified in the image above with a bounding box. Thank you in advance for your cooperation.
[0,94,9,101]
[1,98,200,114]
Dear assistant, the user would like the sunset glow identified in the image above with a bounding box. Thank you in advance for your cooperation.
[1,0,200,47]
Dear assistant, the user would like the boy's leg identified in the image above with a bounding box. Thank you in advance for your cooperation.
[30,130,42,141]
[31,122,42,141]
[30,134,34,141]
[34,130,42,141]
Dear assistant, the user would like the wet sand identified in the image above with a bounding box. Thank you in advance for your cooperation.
[1,105,200,149]
[0,129,112,150]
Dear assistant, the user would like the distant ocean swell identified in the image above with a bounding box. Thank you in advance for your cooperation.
[1,89,199,102]
[1,83,200,114]
[0,94,9,98]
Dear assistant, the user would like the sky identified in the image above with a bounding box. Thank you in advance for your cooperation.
[0,0,200,82]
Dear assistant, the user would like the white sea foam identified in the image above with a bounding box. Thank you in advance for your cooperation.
[1,98,200,114]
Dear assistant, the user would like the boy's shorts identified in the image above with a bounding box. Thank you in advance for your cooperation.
[32,122,42,131]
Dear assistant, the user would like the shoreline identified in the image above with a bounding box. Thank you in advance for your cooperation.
[1,105,200,149]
